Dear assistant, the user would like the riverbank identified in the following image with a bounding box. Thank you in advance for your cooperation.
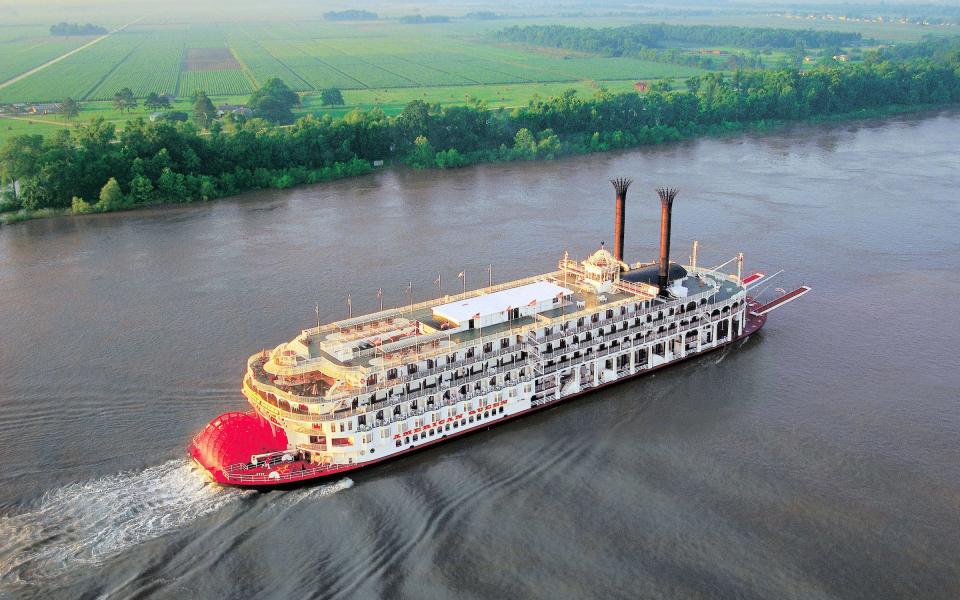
[1,100,954,226]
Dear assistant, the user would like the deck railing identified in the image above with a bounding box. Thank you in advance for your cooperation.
[224,461,355,483]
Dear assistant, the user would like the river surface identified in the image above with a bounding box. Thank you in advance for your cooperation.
[1,111,958,600]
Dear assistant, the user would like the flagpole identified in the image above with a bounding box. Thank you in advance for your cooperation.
[436,273,442,298]
[347,295,352,319]
[487,264,492,289]
[407,281,413,314]
[377,287,383,312]
[316,303,320,332]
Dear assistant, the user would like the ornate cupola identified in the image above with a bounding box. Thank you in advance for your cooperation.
[582,243,627,293]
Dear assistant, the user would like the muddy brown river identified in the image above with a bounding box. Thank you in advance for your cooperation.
[1,110,958,599]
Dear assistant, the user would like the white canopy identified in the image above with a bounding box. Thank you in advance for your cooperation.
[433,281,572,325]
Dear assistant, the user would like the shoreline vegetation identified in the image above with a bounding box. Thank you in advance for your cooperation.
[2,37,959,226]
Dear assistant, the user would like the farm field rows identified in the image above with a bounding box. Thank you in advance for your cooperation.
[0,20,711,104]
[87,34,184,100]
[0,36,94,83]
[178,70,253,97]
[0,34,143,103]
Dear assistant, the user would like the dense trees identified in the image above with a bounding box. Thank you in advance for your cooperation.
[322,10,377,21]
[112,88,136,113]
[399,15,450,24]
[191,91,216,129]
[496,24,863,70]
[144,92,171,111]
[62,97,80,119]
[248,78,300,123]
[497,24,861,54]
[2,46,959,219]
[50,22,107,36]
[321,88,345,106]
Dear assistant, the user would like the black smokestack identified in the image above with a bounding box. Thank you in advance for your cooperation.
[611,178,632,263]
[656,187,678,295]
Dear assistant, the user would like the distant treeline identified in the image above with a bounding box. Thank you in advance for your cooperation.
[399,15,450,24]
[464,12,502,20]
[2,44,958,218]
[495,24,862,53]
[323,10,377,21]
[864,35,960,63]
[50,22,107,36]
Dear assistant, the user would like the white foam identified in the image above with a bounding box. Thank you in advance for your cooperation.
[0,459,247,586]
[0,462,356,588]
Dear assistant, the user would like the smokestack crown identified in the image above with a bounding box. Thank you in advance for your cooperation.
[657,187,679,295]
[612,178,632,197]
[656,187,678,206]
[611,178,632,264]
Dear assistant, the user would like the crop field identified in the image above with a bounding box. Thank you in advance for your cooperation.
[87,35,183,100]
[0,34,143,103]
[178,70,253,96]
[0,36,94,83]
[0,19,715,105]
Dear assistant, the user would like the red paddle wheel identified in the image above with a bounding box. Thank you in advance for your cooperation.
[189,411,288,483]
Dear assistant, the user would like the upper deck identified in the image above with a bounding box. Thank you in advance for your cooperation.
[248,247,745,407]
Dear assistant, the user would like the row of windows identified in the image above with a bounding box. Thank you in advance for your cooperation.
[394,407,506,447]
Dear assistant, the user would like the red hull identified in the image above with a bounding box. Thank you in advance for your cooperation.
[190,306,767,488]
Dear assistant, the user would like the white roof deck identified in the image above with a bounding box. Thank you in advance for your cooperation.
[432,281,572,325]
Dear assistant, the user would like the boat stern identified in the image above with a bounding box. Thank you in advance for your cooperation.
[189,411,289,484]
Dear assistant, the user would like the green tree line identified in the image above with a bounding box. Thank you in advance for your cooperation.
[2,47,958,218]
[495,24,862,55]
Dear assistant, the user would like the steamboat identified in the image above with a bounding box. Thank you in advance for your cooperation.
[190,180,809,487]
